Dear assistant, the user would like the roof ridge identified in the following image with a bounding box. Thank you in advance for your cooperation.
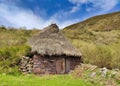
[42,23,59,34]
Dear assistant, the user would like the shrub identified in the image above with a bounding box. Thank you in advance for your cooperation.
[0,45,31,74]
[82,44,120,69]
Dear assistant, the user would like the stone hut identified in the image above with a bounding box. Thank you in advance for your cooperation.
[20,24,82,74]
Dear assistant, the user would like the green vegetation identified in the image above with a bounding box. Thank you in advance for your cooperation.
[63,29,120,69]
[63,11,120,69]
[0,11,120,86]
[0,26,39,47]
[70,64,120,86]
[0,11,120,74]
[64,11,120,31]
[0,26,40,74]
[0,74,94,86]
[0,45,31,74]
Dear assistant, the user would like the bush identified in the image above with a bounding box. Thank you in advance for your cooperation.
[82,44,120,69]
[0,45,31,74]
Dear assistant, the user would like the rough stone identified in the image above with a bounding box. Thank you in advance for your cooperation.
[100,67,108,78]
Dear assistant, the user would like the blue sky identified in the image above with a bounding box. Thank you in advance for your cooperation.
[0,0,120,29]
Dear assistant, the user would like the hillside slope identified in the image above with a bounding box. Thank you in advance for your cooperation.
[0,11,120,74]
[0,26,40,47]
[63,11,120,45]
[64,11,120,31]
[62,11,120,69]
[0,26,40,73]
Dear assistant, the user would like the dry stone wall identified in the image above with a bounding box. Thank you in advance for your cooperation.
[33,55,57,74]
[20,55,81,75]
[70,57,81,70]
[20,56,33,74]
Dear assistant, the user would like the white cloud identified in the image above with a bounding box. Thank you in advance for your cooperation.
[69,0,118,12]
[0,0,119,29]
[92,0,118,12]
[0,2,78,29]
[0,3,44,29]
[69,0,88,4]
[70,4,80,13]
[68,0,89,13]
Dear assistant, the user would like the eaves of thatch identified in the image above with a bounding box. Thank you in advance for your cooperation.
[28,24,82,57]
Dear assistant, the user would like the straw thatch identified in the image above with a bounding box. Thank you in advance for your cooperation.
[29,24,82,57]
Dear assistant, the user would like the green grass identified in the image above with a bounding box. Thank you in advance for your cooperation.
[0,74,94,86]
[64,11,120,31]
[0,12,120,86]
[0,45,31,74]
[0,27,40,74]
[62,29,120,69]
[0,11,120,73]
[0,27,39,47]
[70,65,120,86]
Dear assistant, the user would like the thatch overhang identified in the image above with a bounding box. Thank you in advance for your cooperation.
[29,24,82,57]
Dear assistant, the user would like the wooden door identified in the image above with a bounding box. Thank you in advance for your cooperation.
[56,58,65,74]
[65,58,70,73]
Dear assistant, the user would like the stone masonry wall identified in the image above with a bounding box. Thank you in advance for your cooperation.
[70,57,81,70]
[20,56,33,74]
[20,55,81,74]
[33,55,57,75]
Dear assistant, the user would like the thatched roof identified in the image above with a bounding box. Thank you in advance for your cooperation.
[29,24,82,57]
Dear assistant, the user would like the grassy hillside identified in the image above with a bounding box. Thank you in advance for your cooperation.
[0,26,39,47]
[0,11,120,74]
[64,11,120,31]
[0,26,40,74]
[62,11,120,69]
